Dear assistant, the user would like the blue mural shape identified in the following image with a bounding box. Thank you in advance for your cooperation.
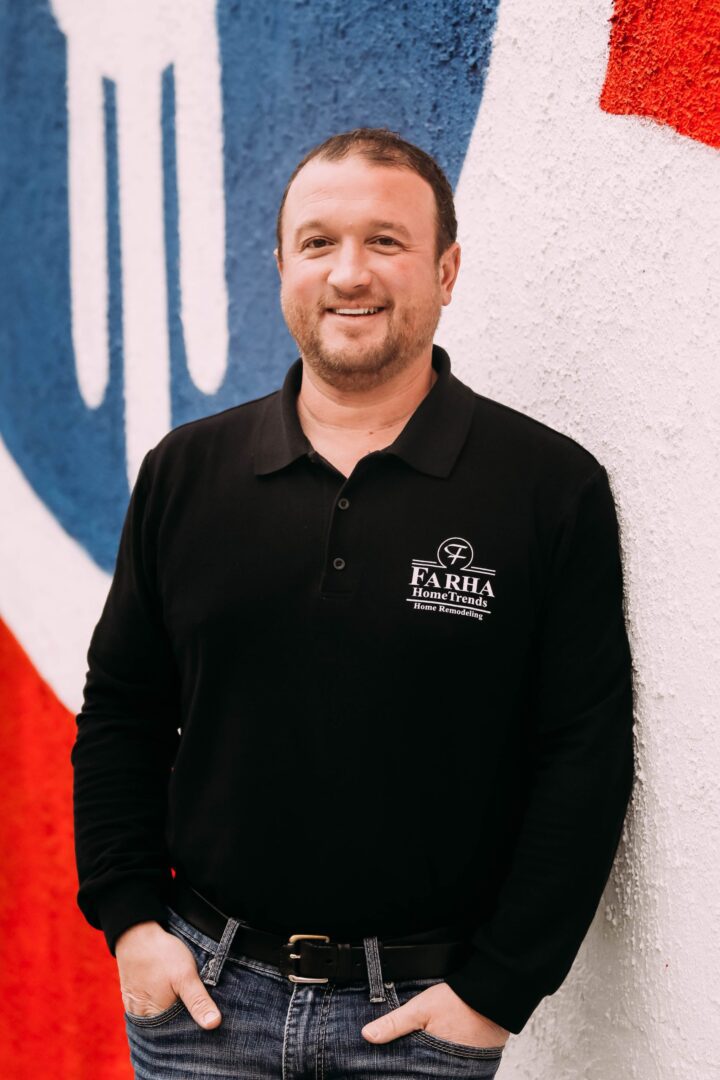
[0,0,500,570]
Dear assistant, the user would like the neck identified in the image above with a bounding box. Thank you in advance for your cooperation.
[297,348,437,438]
[295,347,438,478]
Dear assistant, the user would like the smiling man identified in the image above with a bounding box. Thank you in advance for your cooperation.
[73,128,634,1079]
[276,146,460,479]
[278,150,453,387]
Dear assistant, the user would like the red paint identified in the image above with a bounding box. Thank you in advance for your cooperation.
[0,618,131,1078]
[601,0,720,149]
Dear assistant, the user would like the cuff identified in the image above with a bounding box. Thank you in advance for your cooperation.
[443,950,540,1035]
[93,879,172,956]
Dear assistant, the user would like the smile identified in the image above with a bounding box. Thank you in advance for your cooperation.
[327,307,384,317]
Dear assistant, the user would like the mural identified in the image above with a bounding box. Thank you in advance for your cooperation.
[601,0,720,150]
[1,0,717,1075]
[0,1,499,1075]
[0,0,494,571]
[50,0,229,489]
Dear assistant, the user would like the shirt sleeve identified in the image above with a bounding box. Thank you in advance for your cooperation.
[443,465,635,1034]
[71,449,181,955]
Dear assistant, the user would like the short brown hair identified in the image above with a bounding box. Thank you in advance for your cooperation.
[275,127,457,261]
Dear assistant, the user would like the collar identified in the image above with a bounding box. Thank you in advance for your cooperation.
[253,344,476,478]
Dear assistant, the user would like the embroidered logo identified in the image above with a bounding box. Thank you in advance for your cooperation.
[407,537,495,622]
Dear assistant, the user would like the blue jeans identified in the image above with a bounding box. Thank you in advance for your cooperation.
[125,905,506,1078]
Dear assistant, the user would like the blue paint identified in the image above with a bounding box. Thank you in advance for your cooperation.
[0,1,128,567]
[0,0,500,570]
[162,64,190,429]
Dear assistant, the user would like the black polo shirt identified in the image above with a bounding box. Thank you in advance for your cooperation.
[72,345,634,1034]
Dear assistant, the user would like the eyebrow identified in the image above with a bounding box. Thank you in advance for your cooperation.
[293,219,413,243]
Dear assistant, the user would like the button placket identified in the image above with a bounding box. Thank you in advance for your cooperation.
[320,478,361,595]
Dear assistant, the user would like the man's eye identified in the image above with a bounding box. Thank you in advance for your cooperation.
[302,238,330,250]
[372,236,400,247]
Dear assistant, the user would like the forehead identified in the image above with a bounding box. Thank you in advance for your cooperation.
[283,155,437,235]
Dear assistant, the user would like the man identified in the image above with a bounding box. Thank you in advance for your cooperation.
[73,127,634,1078]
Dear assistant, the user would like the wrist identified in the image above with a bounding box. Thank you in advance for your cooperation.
[115,920,166,956]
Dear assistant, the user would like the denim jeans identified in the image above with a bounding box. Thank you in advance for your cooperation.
[124,905,506,1079]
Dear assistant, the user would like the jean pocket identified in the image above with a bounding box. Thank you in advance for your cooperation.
[125,997,186,1028]
[386,978,506,1062]
[124,907,214,1028]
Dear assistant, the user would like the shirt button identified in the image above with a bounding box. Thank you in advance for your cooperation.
[337,497,350,510]
[332,557,346,571]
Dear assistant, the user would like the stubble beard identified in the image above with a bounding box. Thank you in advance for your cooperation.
[281,294,443,391]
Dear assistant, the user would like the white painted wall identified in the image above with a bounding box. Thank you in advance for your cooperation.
[441,1,720,1076]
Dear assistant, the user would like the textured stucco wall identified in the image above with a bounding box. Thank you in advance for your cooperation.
[1,0,719,1076]
[602,0,720,150]
[442,1,720,1076]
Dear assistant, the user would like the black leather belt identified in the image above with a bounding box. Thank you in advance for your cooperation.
[169,876,474,985]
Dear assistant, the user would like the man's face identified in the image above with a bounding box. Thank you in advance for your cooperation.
[276,155,460,389]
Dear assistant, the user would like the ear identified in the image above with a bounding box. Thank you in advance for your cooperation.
[274,248,283,279]
[438,242,461,306]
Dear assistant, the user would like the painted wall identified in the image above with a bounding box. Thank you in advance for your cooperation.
[442,1,720,1076]
[1,0,718,1076]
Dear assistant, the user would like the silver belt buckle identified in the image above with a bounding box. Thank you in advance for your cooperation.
[287,932,331,983]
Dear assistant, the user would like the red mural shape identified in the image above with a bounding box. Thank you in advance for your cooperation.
[601,0,720,149]
[0,619,131,1079]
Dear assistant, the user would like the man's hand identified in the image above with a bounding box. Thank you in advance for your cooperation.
[115,921,221,1029]
[361,981,509,1049]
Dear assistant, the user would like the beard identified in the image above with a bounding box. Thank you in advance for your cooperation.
[281,290,443,391]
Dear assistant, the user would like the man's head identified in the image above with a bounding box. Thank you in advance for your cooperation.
[275,128,461,390]
[276,128,457,263]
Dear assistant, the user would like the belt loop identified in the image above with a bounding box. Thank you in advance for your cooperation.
[200,915,241,987]
[363,935,386,1003]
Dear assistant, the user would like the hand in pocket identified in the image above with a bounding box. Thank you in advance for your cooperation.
[116,920,222,1028]
[361,980,509,1049]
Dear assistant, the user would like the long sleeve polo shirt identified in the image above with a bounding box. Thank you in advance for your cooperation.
[72,345,634,1034]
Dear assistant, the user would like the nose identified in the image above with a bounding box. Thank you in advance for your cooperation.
[326,241,373,292]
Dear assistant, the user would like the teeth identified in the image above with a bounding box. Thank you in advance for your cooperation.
[332,308,381,315]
